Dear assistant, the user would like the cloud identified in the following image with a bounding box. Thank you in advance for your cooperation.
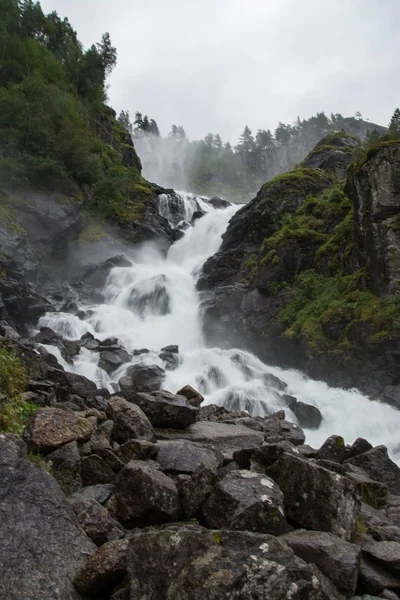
[40,0,400,142]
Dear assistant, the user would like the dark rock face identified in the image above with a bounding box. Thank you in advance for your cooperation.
[125,363,165,392]
[268,453,360,541]
[344,446,400,495]
[290,400,323,429]
[115,460,180,526]
[280,529,360,597]
[208,196,231,209]
[302,134,360,178]
[47,440,82,496]
[121,389,198,429]
[127,525,342,599]
[0,433,95,600]
[203,470,288,535]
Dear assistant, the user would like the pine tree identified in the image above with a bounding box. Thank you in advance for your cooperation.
[389,108,400,135]
[236,126,255,152]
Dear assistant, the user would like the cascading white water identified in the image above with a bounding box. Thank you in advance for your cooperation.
[38,193,400,462]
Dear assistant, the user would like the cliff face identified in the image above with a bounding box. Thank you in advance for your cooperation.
[199,136,400,407]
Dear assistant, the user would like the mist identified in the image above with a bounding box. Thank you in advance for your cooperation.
[134,134,192,191]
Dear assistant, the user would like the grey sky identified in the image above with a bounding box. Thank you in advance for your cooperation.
[40,0,400,142]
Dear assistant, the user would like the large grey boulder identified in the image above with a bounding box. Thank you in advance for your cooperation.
[106,396,155,443]
[74,538,129,597]
[280,529,360,597]
[268,452,360,540]
[170,420,264,461]
[202,470,288,535]
[344,446,400,495]
[0,433,95,600]
[126,524,344,599]
[115,460,180,526]
[71,497,124,547]
[23,407,93,452]
[121,389,198,429]
[156,440,223,474]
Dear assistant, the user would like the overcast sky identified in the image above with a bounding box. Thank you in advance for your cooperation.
[40,0,400,142]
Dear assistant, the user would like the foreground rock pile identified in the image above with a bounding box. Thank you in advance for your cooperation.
[1,331,400,599]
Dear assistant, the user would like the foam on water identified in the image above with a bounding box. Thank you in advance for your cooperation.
[38,192,400,462]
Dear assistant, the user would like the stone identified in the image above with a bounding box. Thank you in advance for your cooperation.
[161,344,179,353]
[291,400,323,429]
[344,446,400,495]
[0,433,95,600]
[81,454,116,486]
[363,541,400,576]
[123,389,198,429]
[179,465,218,518]
[46,440,82,496]
[268,452,360,540]
[316,435,352,463]
[358,556,400,595]
[74,538,129,596]
[350,438,374,457]
[176,384,204,407]
[263,414,306,446]
[71,483,116,505]
[114,438,159,463]
[23,407,92,452]
[127,524,342,599]
[280,529,361,596]
[46,366,98,399]
[71,497,124,547]
[203,470,288,535]
[125,363,165,392]
[115,460,180,526]
[157,440,222,474]
[106,396,155,443]
[98,349,130,374]
[171,420,264,461]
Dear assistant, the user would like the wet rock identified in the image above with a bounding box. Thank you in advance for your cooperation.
[46,365,98,399]
[350,438,374,458]
[127,275,171,317]
[179,465,218,518]
[114,438,159,464]
[71,483,116,505]
[106,396,155,443]
[71,497,124,546]
[127,524,339,599]
[74,538,129,596]
[316,435,352,463]
[23,407,93,453]
[123,389,198,429]
[291,400,323,429]
[174,420,264,461]
[157,440,222,474]
[159,350,179,370]
[264,372,288,390]
[83,255,132,289]
[344,446,400,495]
[115,460,180,526]
[263,414,306,446]
[208,195,231,209]
[124,363,165,392]
[98,349,130,374]
[203,470,288,535]
[177,384,204,407]
[0,433,95,600]
[280,529,361,597]
[81,454,116,486]
[161,344,179,353]
[34,326,80,363]
[268,452,360,540]
[46,440,82,496]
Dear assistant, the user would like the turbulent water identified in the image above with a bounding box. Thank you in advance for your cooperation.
[38,191,400,461]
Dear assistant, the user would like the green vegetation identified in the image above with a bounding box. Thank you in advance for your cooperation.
[0,0,153,227]
[0,346,38,434]
[28,451,51,473]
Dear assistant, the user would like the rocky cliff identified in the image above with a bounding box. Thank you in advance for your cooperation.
[199,135,400,407]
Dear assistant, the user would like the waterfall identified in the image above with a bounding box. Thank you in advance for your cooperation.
[37,193,400,462]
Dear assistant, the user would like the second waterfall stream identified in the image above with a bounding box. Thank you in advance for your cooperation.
[38,192,400,461]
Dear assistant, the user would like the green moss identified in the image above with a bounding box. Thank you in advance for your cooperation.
[352,518,369,543]
[359,481,388,509]
[0,191,24,234]
[28,452,52,473]
[212,532,222,545]
[261,168,329,194]
[241,253,259,286]
[77,222,107,243]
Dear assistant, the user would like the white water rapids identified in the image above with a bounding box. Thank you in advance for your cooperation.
[38,192,400,462]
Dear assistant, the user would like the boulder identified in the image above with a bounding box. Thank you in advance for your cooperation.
[45,366,98,399]
[358,556,400,596]
[363,541,400,576]
[157,440,222,474]
[74,538,129,597]
[171,420,264,461]
[176,384,204,407]
[268,452,360,540]
[34,327,80,364]
[122,389,198,429]
[316,435,352,463]
[71,497,124,547]
[83,255,132,289]
[127,524,343,599]
[125,363,165,392]
[71,483,115,505]
[46,440,82,496]
[161,344,179,353]
[0,433,96,600]
[208,196,231,209]
[344,446,400,495]
[81,454,116,486]
[203,470,288,535]
[98,349,130,374]
[114,438,159,463]
[179,465,218,518]
[280,529,361,597]
[106,396,155,443]
[23,407,92,453]
[115,460,180,526]
[291,400,323,429]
